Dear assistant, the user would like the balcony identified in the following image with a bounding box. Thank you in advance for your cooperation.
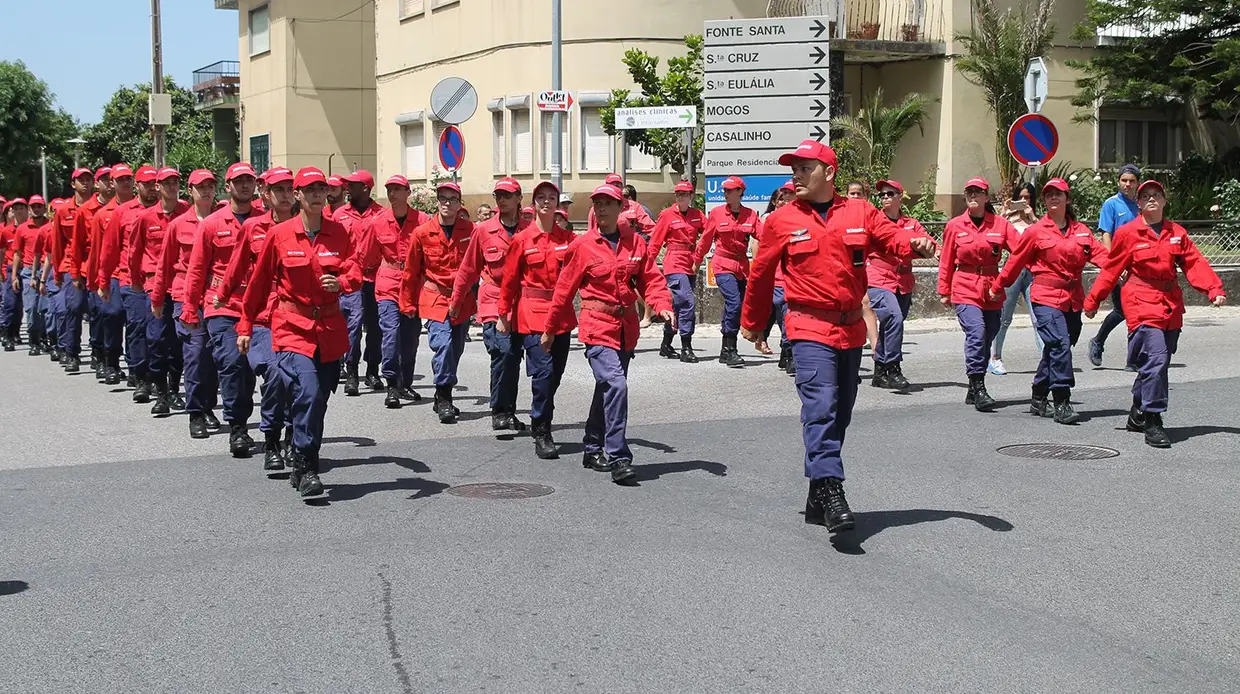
[192,61,241,111]
[214,0,238,9]
[767,0,946,63]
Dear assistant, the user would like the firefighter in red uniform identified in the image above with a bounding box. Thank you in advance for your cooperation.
[399,182,474,424]
[238,167,361,499]
[333,170,385,396]
[72,166,114,377]
[51,168,100,372]
[10,196,49,355]
[355,174,429,408]
[0,199,27,350]
[543,184,674,484]
[741,140,935,533]
[85,164,135,385]
[496,180,576,459]
[648,180,706,363]
[695,176,762,368]
[1085,179,1225,448]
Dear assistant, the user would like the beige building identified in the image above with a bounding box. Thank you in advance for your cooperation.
[216,0,1189,211]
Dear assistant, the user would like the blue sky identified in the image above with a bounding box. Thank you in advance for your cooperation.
[0,1,238,125]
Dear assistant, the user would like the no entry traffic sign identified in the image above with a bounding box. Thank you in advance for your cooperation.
[438,125,465,171]
[1007,113,1059,167]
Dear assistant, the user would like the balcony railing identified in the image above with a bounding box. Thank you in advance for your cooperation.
[767,0,945,54]
[192,60,240,110]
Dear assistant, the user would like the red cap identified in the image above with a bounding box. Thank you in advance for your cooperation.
[384,174,410,189]
[156,167,181,182]
[71,167,93,181]
[327,175,345,188]
[532,180,560,197]
[721,176,746,191]
[493,177,522,194]
[876,179,903,194]
[521,206,536,216]
[94,166,113,181]
[111,164,134,179]
[590,184,624,202]
[187,169,216,186]
[964,177,990,192]
[1041,178,1070,194]
[6,197,27,208]
[293,167,327,188]
[778,140,839,169]
[50,199,66,211]
[554,209,568,219]
[134,165,158,183]
[780,180,796,192]
[345,170,375,188]
[1137,179,1165,195]
[673,181,694,193]
[225,162,257,181]
[265,167,294,186]
[436,181,462,195]
[604,173,623,186]
[29,195,45,206]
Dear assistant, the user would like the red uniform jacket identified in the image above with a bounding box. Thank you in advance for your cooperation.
[12,220,48,270]
[356,207,427,305]
[545,228,672,351]
[0,225,14,271]
[648,206,706,277]
[217,211,281,327]
[152,208,209,311]
[38,225,55,279]
[993,216,1107,312]
[1084,217,1223,331]
[333,200,385,282]
[587,200,655,235]
[50,196,82,277]
[695,205,762,278]
[399,216,475,323]
[497,222,577,335]
[742,196,917,350]
[451,215,527,323]
[129,201,191,295]
[238,216,361,362]
[96,198,148,288]
[86,197,138,290]
[937,212,1017,310]
[181,206,252,322]
[67,195,106,281]
[867,214,934,294]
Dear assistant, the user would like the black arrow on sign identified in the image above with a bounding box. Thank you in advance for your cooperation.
[811,19,827,38]
[810,99,827,117]
[810,72,826,91]
[810,46,827,64]
[811,125,827,142]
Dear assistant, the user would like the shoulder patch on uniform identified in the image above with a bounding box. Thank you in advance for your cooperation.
[217,230,232,237]
[790,228,809,237]
[788,235,814,244]
[524,247,538,254]
[1170,236,1182,244]
[957,231,968,238]
[318,250,339,257]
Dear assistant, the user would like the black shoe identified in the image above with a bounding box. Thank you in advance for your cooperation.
[434,387,457,424]
[491,411,527,432]
[777,348,790,370]
[784,352,796,376]
[365,373,384,391]
[65,356,80,373]
[133,379,151,404]
[1029,397,1052,417]
[611,459,636,483]
[582,450,613,472]
[720,334,744,368]
[289,449,324,497]
[886,363,911,391]
[870,362,893,389]
[969,374,996,412]
[384,386,401,408]
[1126,404,1146,432]
[229,424,254,457]
[2,338,14,352]
[203,411,221,431]
[398,386,422,402]
[89,350,99,371]
[805,477,855,533]
[532,421,559,460]
[263,431,286,471]
[49,348,60,363]
[658,333,679,359]
[189,414,209,439]
[171,387,186,410]
[126,374,136,388]
[344,371,359,397]
[104,367,121,386]
[150,377,171,415]
[282,425,294,463]
[1053,400,1080,425]
[679,336,698,364]
[1144,412,1171,448]
[28,343,41,357]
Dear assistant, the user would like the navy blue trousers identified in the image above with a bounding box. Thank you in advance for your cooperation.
[121,285,150,376]
[19,268,43,340]
[482,321,523,413]
[146,293,181,378]
[174,300,218,414]
[1128,326,1180,413]
[247,325,288,433]
[42,275,60,343]
[59,273,87,357]
[207,316,255,425]
[275,351,341,457]
[954,304,1000,376]
[523,332,570,423]
[426,319,468,387]
[716,272,746,335]
[663,273,696,337]
[584,345,634,462]
[793,341,862,481]
[340,290,364,371]
[1031,303,1082,391]
[98,279,125,356]
[1,268,22,333]
[868,287,912,365]
[378,300,420,387]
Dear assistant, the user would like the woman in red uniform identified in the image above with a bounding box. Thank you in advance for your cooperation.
[1084,180,1225,448]
[937,177,1016,411]
[989,178,1107,424]
[648,180,706,363]
[694,176,761,367]
[238,167,361,499]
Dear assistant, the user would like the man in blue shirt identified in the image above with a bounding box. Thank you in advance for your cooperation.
[1088,163,1141,368]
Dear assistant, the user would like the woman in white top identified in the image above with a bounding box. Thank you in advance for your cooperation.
[989,182,1045,375]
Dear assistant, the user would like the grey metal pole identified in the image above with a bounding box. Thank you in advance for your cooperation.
[151,0,166,167]
[551,0,563,191]
[40,149,47,200]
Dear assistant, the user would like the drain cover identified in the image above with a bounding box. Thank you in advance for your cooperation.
[446,482,555,499]
[997,443,1119,460]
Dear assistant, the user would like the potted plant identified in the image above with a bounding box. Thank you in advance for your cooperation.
[861,22,880,40]
[901,23,920,41]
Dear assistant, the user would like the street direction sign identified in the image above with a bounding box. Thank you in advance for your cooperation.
[438,125,465,171]
[614,106,698,130]
[537,90,574,113]
[705,69,828,98]
[705,95,829,124]
[703,149,786,176]
[1024,57,1049,113]
[703,16,830,45]
[429,77,478,125]
[1007,113,1058,167]
[705,122,827,151]
[705,174,788,213]
[704,42,829,73]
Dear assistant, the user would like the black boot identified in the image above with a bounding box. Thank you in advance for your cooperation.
[679,335,699,363]
[491,410,527,432]
[871,362,891,389]
[384,380,401,408]
[886,362,911,391]
[1126,398,1146,432]
[720,334,744,368]
[133,375,152,404]
[282,425,294,466]
[1052,388,1079,424]
[344,366,359,396]
[170,371,185,410]
[126,372,136,388]
[294,449,324,498]
[204,411,222,431]
[398,385,422,402]
[92,348,104,379]
[104,363,121,386]
[969,374,996,412]
[27,334,41,357]
[1029,385,1052,417]
[65,355,80,373]
[229,423,254,457]
[189,413,209,439]
[150,374,171,416]
[49,345,60,362]
[777,348,790,370]
[582,450,613,472]
[532,420,558,460]
[434,386,457,424]
[611,458,636,483]
[263,431,286,471]
[1144,412,1171,448]
[365,369,384,391]
[784,350,796,376]
[658,331,679,359]
[805,477,855,532]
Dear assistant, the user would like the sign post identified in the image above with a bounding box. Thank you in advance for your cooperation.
[613,106,700,189]
[1024,57,1049,114]
[438,125,466,183]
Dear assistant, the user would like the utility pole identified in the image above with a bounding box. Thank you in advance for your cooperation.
[550,0,563,191]
[40,149,47,200]
[151,0,166,167]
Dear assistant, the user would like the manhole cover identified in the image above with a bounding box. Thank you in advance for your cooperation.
[997,443,1120,460]
[446,482,555,499]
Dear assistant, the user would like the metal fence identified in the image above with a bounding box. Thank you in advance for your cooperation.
[766,0,944,43]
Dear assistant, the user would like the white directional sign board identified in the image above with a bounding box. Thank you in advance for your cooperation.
[614,105,698,130]
[703,13,833,185]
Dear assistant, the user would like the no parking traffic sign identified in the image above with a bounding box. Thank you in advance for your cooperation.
[438,125,465,171]
[1007,114,1059,167]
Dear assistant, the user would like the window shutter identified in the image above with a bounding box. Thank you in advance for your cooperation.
[627,144,659,172]
[541,112,571,173]
[403,123,425,178]
[512,109,532,173]
[492,111,506,173]
[401,0,424,17]
[580,108,611,171]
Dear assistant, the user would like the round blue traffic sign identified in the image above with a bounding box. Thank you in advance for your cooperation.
[438,125,465,171]
[1007,114,1058,167]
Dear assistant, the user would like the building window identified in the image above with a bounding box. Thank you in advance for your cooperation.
[432,0,460,7]
[626,143,660,173]
[249,134,270,173]
[401,122,426,179]
[511,108,533,174]
[579,103,613,172]
[540,111,571,175]
[431,120,448,172]
[1098,113,1177,167]
[399,0,424,19]
[248,5,270,56]
[492,110,506,174]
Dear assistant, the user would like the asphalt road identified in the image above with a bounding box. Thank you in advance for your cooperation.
[2,308,1238,693]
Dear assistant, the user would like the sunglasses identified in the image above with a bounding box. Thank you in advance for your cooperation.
[878,190,900,198]
[437,196,461,204]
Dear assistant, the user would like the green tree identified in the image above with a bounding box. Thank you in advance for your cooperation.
[830,88,936,183]
[1069,0,1240,149]
[601,35,704,175]
[0,61,81,198]
[82,77,232,178]
[954,0,1057,186]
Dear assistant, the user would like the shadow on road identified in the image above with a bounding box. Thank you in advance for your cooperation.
[1167,424,1240,444]
[1074,408,1129,423]
[0,580,29,596]
[631,460,728,484]
[321,455,430,474]
[323,435,378,448]
[325,477,450,502]
[902,380,966,394]
[555,438,678,456]
[829,509,1014,555]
